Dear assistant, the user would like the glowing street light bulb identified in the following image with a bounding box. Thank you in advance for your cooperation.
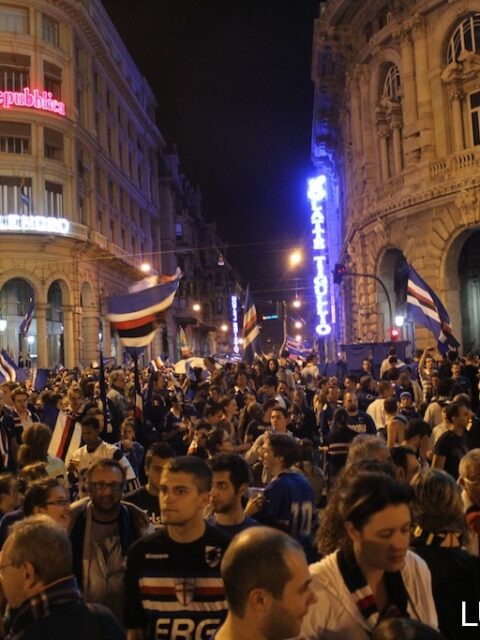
[220,323,228,332]
[140,262,151,273]
[294,320,302,329]
[193,303,201,312]
[295,334,302,342]
[292,299,301,308]
[289,250,303,268]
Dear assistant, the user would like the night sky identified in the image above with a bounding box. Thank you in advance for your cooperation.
[102,0,320,301]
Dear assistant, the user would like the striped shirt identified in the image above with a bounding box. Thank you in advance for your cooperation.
[125,524,229,639]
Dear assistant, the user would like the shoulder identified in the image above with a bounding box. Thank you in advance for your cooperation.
[127,527,167,558]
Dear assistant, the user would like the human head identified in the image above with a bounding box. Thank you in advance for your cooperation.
[159,456,212,526]
[346,435,391,467]
[270,406,288,432]
[451,361,461,377]
[343,391,358,414]
[338,471,413,573]
[110,369,126,389]
[371,618,445,640]
[144,442,175,493]
[23,478,70,529]
[445,401,470,431]
[209,453,251,514]
[0,473,18,515]
[206,427,233,456]
[221,526,315,638]
[404,420,431,451]
[390,446,421,484]
[87,459,125,516]
[378,381,393,399]
[410,468,468,545]
[204,402,223,426]
[120,417,137,441]
[399,392,412,408]
[362,359,372,372]
[263,433,298,475]
[383,397,399,418]
[18,423,52,467]
[0,515,73,609]
[12,387,28,414]
[67,386,83,412]
[459,448,480,507]
[80,415,101,446]
[263,399,279,423]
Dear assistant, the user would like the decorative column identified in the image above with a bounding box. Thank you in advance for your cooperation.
[450,91,465,151]
[412,15,435,158]
[36,304,48,368]
[350,72,364,159]
[63,305,75,369]
[400,26,418,130]
[377,125,390,181]
[358,65,375,185]
[102,318,112,357]
[81,309,99,367]
[391,122,403,175]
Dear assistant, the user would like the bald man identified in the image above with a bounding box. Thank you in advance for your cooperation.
[214,526,316,640]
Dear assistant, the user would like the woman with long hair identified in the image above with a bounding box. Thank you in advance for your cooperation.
[302,470,437,639]
[410,468,480,639]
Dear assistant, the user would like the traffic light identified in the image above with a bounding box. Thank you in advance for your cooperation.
[333,263,347,284]
[390,327,400,342]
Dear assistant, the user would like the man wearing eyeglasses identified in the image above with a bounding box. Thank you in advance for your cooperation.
[459,448,480,556]
[69,459,154,625]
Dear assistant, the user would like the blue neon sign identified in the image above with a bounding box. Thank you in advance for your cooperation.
[307,175,331,336]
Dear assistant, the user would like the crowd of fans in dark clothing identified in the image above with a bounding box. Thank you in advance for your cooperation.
[0,345,478,639]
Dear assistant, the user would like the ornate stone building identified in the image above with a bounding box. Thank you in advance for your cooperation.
[312,0,480,352]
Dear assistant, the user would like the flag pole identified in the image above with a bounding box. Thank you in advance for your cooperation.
[99,350,108,434]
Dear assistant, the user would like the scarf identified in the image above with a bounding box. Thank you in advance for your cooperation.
[337,545,409,631]
[6,575,81,639]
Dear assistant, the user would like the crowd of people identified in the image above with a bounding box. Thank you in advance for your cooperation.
[0,345,478,639]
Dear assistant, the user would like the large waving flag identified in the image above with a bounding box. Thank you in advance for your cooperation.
[20,291,35,337]
[284,335,312,359]
[242,285,261,364]
[43,403,82,465]
[106,269,181,348]
[0,350,17,382]
[406,265,460,355]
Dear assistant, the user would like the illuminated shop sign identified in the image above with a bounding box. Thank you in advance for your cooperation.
[0,89,66,116]
[231,295,240,354]
[307,175,331,336]
[0,215,70,234]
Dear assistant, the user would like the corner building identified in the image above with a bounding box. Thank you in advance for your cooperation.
[0,0,165,368]
[312,0,480,351]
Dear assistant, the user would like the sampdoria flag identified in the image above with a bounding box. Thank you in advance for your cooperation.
[242,285,261,364]
[179,326,190,357]
[406,265,460,355]
[284,335,311,360]
[106,269,182,348]
[20,292,35,337]
[31,368,51,392]
[43,403,82,466]
[0,350,17,382]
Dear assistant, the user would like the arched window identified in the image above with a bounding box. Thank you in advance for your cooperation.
[447,13,480,64]
[382,64,401,101]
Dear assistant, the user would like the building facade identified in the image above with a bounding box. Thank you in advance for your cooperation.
[0,0,240,369]
[312,0,480,352]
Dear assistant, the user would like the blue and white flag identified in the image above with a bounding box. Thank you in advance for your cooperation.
[406,265,460,355]
[242,285,261,365]
[106,270,181,348]
[32,368,51,392]
[284,335,312,360]
[0,350,17,382]
[19,293,35,337]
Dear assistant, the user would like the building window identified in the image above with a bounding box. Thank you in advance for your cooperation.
[0,53,29,91]
[469,91,480,146]
[447,13,480,64]
[0,122,30,154]
[0,176,32,213]
[44,127,63,160]
[175,222,184,239]
[382,64,401,101]
[44,61,62,98]
[0,4,28,34]
[45,181,63,217]
[42,14,59,46]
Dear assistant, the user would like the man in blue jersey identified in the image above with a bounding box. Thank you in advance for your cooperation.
[208,453,258,537]
[247,433,316,560]
[124,456,229,640]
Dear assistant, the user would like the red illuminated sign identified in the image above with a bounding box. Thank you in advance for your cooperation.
[0,88,65,116]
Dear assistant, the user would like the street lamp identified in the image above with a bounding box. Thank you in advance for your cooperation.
[140,262,151,273]
[289,249,303,268]
[294,320,302,329]
[295,334,302,342]
[192,303,201,312]
[292,299,301,309]
[220,323,228,332]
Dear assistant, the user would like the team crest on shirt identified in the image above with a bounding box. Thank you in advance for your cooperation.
[205,545,222,567]
[174,577,196,605]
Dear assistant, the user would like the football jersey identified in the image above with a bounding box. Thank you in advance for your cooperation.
[256,469,315,557]
[125,523,229,640]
